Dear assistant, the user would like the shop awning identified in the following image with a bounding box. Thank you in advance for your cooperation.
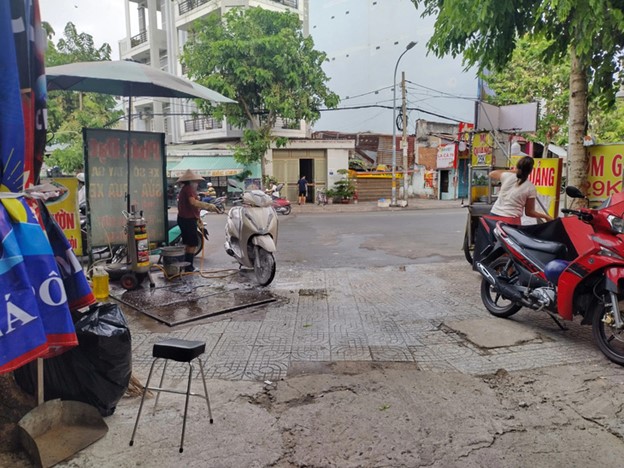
[168,156,260,178]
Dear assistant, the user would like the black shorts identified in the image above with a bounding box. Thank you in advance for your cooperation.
[299,189,306,196]
[178,217,199,246]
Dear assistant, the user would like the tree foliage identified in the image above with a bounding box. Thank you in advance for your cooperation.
[181,7,339,169]
[410,0,624,192]
[44,22,122,174]
[482,35,570,145]
[483,34,624,146]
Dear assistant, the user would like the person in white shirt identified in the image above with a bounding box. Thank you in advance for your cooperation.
[489,156,553,224]
[267,183,280,198]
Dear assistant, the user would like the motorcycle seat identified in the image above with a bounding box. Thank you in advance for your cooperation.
[503,226,567,256]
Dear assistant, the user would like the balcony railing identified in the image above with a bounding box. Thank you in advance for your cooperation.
[184,116,223,132]
[130,30,147,48]
[178,0,211,15]
[178,0,297,15]
[271,0,298,7]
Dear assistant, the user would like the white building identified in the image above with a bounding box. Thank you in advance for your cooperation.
[118,0,353,203]
[119,0,309,145]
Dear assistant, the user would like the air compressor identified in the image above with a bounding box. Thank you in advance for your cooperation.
[117,205,155,290]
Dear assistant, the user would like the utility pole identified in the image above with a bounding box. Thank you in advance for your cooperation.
[401,71,408,206]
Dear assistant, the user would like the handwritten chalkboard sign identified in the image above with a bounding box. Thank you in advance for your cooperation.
[84,128,167,247]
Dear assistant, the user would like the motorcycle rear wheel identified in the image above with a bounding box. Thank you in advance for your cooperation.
[280,205,291,215]
[591,295,624,366]
[480,257,522,318]
[254,247,276,286]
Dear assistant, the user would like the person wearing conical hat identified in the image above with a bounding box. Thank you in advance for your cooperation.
[176,169,218,272]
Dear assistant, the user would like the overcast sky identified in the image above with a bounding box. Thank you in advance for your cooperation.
[39,0,477,133]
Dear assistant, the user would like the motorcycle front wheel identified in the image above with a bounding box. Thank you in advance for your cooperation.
[280,205,291,215]
[254,247,276,286]
[591,294,624,366]
[480,257,522,318]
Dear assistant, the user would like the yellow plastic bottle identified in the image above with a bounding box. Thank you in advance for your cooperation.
[92,266,109,302]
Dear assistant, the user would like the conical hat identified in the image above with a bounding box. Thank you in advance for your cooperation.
[176,169,204,183]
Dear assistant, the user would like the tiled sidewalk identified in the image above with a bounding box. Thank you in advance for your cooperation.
[123,261,602,384]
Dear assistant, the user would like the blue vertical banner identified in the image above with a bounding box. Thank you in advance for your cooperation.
[40,202,96,311]
[0,1,25,193]
[9,200,78,357]
[0,207,49,373]
[0,0,80,374]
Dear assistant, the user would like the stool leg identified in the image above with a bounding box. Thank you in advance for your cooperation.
[197,358,213,424]
[130,358,159,446]
[153,359,169,412]
[179,362,194,453]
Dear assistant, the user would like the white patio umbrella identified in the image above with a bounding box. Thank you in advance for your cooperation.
[46,60,235,211]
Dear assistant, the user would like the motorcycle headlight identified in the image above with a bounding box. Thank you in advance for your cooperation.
[608,215,624,234]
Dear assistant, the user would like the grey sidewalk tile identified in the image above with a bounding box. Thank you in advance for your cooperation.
[292,328,330,346]
[417,331,463,345]
[330,345,372,361]
[247,345,291,365]
[244,346,291,380]
[216,334,258,347]
[330,321,366,335]
[329,333,368,347]
[262,312,298,326]
[366,332,406,347]
[209,343,254,361]
[399,331,425,347]
[258,319,296,334]
[290,345,331,361]
[370,346,414,362]
[224,320,263,334]
[203,361,248,380]
[254,331,295,347]
[448,356,502,375]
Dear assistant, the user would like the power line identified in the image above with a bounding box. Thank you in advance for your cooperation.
[319,104,464,123]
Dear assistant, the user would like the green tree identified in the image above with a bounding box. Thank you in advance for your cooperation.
[410,0,624,193]
[483,34,624,147]
[482,34,570,146]
[45,22,122,174]
[181,7,339,175]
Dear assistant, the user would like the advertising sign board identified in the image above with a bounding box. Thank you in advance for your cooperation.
[84,128,167,247]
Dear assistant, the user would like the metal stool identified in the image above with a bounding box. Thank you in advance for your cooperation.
[129,338,213,453]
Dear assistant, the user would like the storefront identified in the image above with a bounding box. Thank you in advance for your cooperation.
[436,143,458,200]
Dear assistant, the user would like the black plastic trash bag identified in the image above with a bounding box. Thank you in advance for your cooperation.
[14,303,132,417]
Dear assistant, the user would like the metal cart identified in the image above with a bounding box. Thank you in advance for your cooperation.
[462,165,497,264]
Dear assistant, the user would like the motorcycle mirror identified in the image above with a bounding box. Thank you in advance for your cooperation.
[565,186,585,199]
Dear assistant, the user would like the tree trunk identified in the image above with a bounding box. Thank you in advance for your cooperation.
[567,47,589,197]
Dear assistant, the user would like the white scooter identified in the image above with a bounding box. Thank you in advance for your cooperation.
[224,188,278,286]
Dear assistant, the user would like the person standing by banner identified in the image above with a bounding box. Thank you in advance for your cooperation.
[176,170,218,272]
[489,156,554,224]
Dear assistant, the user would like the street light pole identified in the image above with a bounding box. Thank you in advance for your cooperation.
[391,41,417,207]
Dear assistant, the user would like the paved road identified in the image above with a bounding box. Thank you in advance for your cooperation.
[276,208,467,268]
[197,206,468,269]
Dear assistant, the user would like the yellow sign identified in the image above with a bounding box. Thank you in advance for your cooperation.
[471,132,493,166]
[587,144,624,204]
[529,158,562,218]
[44,177,83,256]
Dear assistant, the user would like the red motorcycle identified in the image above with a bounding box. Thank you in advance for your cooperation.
[267,183,291,215]
[476,186,624,365]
